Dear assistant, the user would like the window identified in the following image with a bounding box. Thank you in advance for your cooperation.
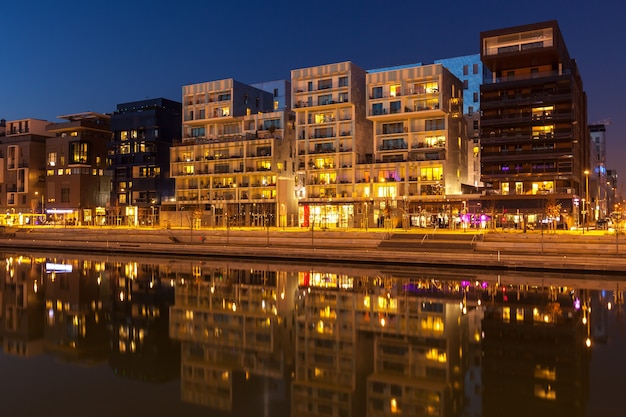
[425,118,444,131]
[532,125,554,139]
[515,182,523,194]
[371,86,383,99]
[532,105,553,120]
[338,92,348,103]
[473,92,478,102]
[420,166,443,181]
[473,63,479,74]
[70,142,89,164]
[372,103,383,116]
[389,84,401,97]
[318,94,332,106]
[468,106,474,115]
[463,80,469,89]
[217,92,231,101]
[501,183,509,195]
[381,138,407,150]
[424,136,445,148]
[48,152,57,167]
[313,112,334,124]
[414,82,438,94]
[463,65,469,76]
[273,88,278,97]
[338,76,348,87]
[7,145,17,170]
[263,119,281,130]
[390,101,401,114]
[382,122,404,134]
[191,127,205,137]
[318,79,332,90]
[61,188,70,203]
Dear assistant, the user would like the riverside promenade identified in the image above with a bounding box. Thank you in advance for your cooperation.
[1,225,626,275]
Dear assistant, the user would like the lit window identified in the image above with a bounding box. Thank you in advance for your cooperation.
[48,152,57,167]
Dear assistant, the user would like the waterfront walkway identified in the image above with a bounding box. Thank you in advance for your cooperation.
[1,225,626,275]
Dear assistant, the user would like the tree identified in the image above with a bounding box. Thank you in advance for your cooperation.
[545,195,562,232]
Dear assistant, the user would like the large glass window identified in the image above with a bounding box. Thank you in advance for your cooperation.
[7,145,16,170]
[532,106,554,120]
[382,122,404,135]
[70,142,89,164]
[318,94,332,106]
[318,79,332,90]
[420,167,443,181]
[48,152,57,167]
[425,118,445,131]
[424,136,445,148]
[532,125,554,139]
[414,82,439,94]
[371,86,383,99]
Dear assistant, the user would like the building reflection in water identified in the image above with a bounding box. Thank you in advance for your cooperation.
[1,252,618,416]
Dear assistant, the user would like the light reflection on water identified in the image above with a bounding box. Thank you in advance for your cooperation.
[0,251,624,417]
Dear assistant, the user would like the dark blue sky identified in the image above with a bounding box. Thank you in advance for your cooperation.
[2,0,625,184]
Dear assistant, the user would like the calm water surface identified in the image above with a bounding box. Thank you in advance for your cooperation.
[0,251,624,417]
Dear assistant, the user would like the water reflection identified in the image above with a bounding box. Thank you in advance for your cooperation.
[0,251,623,416]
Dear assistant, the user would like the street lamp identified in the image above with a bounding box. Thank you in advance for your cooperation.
[35,191,44,225]
[584,169,590,232]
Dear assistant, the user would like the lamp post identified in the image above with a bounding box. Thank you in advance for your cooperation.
[35,191,44,225]
[584,169,590,232]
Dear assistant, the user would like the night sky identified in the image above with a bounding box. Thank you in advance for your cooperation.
[2,0,625,188]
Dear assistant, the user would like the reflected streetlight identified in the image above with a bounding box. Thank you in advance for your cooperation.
[584,169,590,232]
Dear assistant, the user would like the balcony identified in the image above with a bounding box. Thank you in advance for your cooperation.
[378,144,408,151]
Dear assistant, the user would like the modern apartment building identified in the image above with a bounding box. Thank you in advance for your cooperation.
[365,63,467,228]
[45,112,111,225]
[109,98,181,226]
[291,61,371,228]
[479,21,588,228]
[589,123,607,218]
[435,54,483,188]
[165,79,297,228]
[0,118,53,224]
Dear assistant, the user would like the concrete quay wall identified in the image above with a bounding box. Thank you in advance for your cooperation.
[0,227,625,275]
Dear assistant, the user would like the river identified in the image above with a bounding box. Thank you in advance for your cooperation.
[0,250,623,417]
